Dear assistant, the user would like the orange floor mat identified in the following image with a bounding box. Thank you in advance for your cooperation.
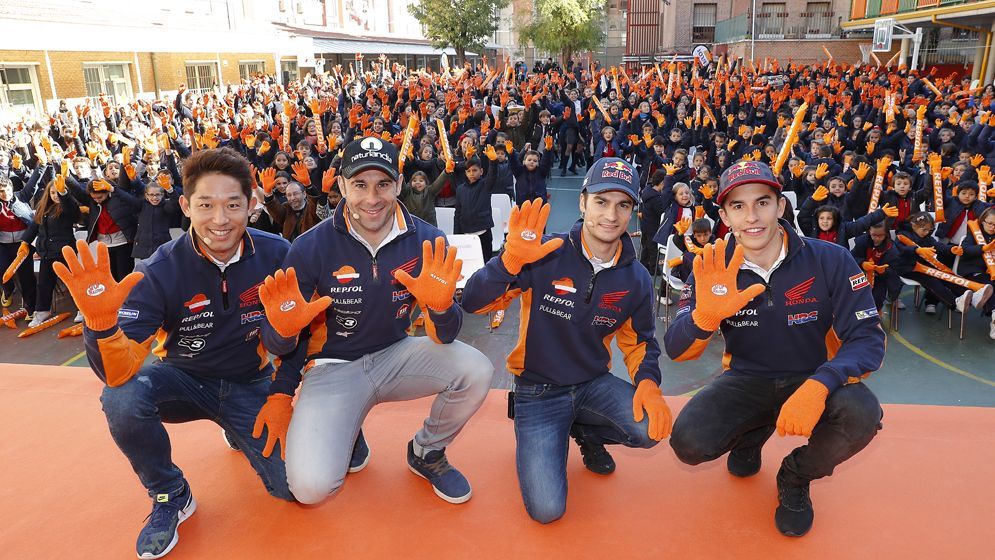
[2,363,994,559]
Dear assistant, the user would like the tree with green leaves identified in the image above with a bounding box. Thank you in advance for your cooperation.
[408,0,510,66]
[520,0,605,67]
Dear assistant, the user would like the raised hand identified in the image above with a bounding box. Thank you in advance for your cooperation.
[259,167,277,195]
[291,160,311,186]
[690,238,765,331]
[501,199,564,275]
[812,185,829,202]
[393,237,462,312]
[258,267,332,338]
[321,167,337,194]
[52,240,144,331]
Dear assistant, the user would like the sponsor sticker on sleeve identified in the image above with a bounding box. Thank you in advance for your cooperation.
[855,307,879,320]
[849,273,869,291]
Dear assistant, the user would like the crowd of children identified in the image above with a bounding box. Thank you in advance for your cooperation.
[1,53,994,337]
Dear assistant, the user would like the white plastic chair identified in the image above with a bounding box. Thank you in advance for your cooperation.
[491,194,512,234]
[490,206,504,253]
[436,207,456,235]
[656,235,687,322]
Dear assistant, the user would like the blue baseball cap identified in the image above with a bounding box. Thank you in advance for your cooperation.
[582,157,639,202]
[717,160,782,204]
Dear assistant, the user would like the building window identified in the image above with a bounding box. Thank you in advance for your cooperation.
[239,61,264,81]
[0,66,40,110]
[757,2,787,39]
[280,60,299,84]
[691,3,717,43]
[185,63,218,93]
[803,2,832,38]
[83,64,133,103]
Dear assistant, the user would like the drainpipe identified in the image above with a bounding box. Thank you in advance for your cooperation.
[931,16,991,85]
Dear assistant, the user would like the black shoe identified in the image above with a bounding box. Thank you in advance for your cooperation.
[727,444,762,477]
[568,168,578,176]
[775,468,814,537]
[560,169,567,177]
[221,429,240,451]
[349,429,370,473]
[571,426,615,475]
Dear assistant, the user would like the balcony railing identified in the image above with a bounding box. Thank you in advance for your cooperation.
[714,11,843,43]
[851,0,969,19]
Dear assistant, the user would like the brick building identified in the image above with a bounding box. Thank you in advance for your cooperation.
[626,0,866,66]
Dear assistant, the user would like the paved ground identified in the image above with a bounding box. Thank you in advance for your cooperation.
[2,173,994,407]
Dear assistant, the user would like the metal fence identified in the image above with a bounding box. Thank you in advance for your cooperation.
[715,11,842,43]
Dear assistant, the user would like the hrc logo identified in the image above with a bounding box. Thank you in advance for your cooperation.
[787,311,819,326]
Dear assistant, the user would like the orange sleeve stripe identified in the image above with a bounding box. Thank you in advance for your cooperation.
[152,328,168,360]
[97,328,156,387]
[614,318,647,382]
[473,288,522,314]
[505,289,533,376]
[306,310,328,356]
[673,335,712,362]
[422,304,443,344]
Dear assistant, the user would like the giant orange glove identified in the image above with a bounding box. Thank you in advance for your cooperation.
[259,167,277,196]
[674,217,692,235]
[699,184,716,200]
[633,379,672,441]
[690,238,766,331]
[2,241,30,283]
[812,185,829,202]
[252,394,293,460]
[881,203,898,218]
[258,267,332,338]
[393,237,462,312]
[291,160,311,186]
[321,167,337,194]
[815,163,829,180]
[52,240,144,331]
[853,162,872,181]
[501,199,564,275]
[776,379,830,437]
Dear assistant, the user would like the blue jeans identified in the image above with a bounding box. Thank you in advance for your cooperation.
[670,374,882,486]
[513,373,658,524]
[100,362,293,501]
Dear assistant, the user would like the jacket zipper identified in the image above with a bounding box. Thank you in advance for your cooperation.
[220,269,229,310]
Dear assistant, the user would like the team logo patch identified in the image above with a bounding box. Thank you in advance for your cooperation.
[599,160,633,183]
[177,336,207,352]
[184,293,211,313]
[391,257,419,284]
[360,137,383,151]
[118,308,140,319]
[785,277,819,306]
[855,307,879,320]
[336,316,358,329]
[520,229,537,241]
[392,289,411,302]
[241,310,265,325]
[239,282,262,308]
[333,266,360,284]
[552,277,576,295]
[279,300,296,312]
[711,284,728,296]
[592,315,617,327]
[396,303,411,319]
[598,290,629,312]
[787,311,819,326]
[86,283,106,297]
[849,273,869,291]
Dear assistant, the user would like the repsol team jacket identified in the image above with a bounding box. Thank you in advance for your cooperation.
[83,228,292,385]
[461,220,662,387]
[664,221,886,392]
[265,202,462,395]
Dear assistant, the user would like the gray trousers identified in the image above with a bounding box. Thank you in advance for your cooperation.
[286,336,494,504]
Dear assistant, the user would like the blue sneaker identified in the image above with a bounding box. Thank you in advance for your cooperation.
[136,484,196,559]
[406,440,472,504]
[349,429,370,473]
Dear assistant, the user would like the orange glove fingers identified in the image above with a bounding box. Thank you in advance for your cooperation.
[252,394,293,460]
[632,380,672,440]
[776,379,830,437]
[53,240,143,331]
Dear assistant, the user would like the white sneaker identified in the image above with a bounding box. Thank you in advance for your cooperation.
[74,310,84,323]
[28,310,52,328]
[971,284,993,309]
[925,304,937,315]
[955,291,971,313]
[989,316,995,340]
[659,296,673,306]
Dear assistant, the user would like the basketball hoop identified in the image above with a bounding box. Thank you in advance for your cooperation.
[872,19,895,53]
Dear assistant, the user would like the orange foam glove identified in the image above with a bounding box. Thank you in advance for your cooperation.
[252,394,293,460]
[484,145,498,161]
[674,217,692,235]
[259,167,277,196]
[951,245,964,256]
[853,162,872,181]
[812,185,829,202]
[52,240,144,331]
[690,238,766,331]
[543,135,553,150]
[258,267,332,338]
[501,199,564,275]
[881,203,898,218]
[291,161,311,186]
[321,167,337,194]
[632,379,672,441]
[699,184,716,200]
[393,237,461,312]
[776,379,830,437]
[2,241,30,283]
[91,179,112,192]
[815,163,829,180]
